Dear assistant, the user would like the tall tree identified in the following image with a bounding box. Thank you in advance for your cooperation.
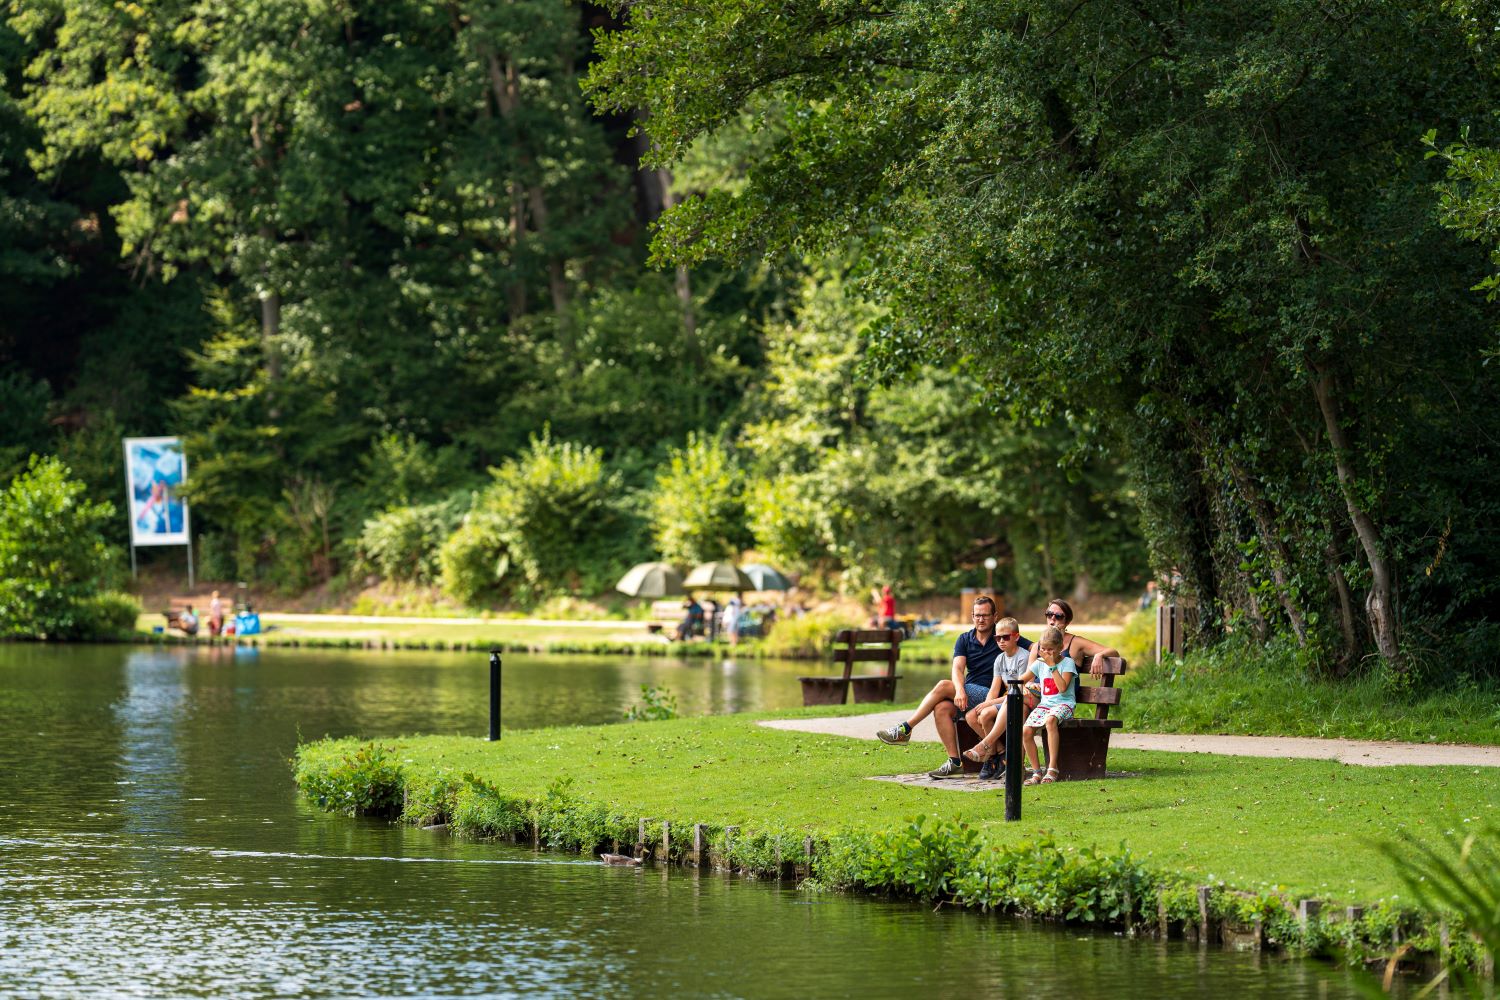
[588,0,1500,666]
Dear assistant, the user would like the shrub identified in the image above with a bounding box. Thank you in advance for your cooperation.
[465,430,644,601]
[358,494,469,584]
[0,455,120,639]
[760,611,859,659]
[439,513,509,607]
[294,741,404,817]
[79,592,142,638]
[624,684,678,721]
[649,432,751,563]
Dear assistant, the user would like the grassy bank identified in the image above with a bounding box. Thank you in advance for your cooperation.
[295,710,1497,966]
[1122,636,1500,746]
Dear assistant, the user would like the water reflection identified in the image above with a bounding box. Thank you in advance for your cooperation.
[0,644,1375,998]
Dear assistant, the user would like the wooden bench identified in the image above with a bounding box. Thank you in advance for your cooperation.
[955,655,1127,779]
[647,599,687,636]
[162,598,199,635]
[798,629,902,706]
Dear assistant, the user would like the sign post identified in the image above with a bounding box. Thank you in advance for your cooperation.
[123,437,192,587]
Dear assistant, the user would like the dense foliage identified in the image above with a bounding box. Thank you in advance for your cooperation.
[586,0,1500,669]
[0,456,138,638]
[0,0,1146,607]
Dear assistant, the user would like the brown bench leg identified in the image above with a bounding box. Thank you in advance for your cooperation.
[954,717,983,774]
[1054,727,1112,781]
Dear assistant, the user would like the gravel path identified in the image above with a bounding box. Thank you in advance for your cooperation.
[761,711,1500,768]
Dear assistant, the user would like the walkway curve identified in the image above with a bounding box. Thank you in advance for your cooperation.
[760,711,1500,768]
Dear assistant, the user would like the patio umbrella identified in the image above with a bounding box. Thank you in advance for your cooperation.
[741,563,792,591]
[682,561,755,591]
[615,562,684,599]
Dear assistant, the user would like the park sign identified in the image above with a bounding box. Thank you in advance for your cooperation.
[123,437,191,547]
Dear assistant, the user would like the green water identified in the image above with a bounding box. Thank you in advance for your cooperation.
[0,644,1373,997]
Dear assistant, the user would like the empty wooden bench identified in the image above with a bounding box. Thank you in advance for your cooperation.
[798,629,902,706]
[955,655,1127,779]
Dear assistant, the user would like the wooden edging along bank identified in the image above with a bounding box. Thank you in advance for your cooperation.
[293,744,1485,979]
[124,631,958,662]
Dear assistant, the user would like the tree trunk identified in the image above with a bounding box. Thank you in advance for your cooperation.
[1310,366,1399,661]
[1224,459,1310,645]
[487,52,530,320]
[1323,535,1359,675]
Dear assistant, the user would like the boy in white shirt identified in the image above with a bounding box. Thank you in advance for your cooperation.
[961,617,1036,780]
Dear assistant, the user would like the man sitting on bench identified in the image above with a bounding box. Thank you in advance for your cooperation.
[177,605,199,637]
[875,594,1008,778]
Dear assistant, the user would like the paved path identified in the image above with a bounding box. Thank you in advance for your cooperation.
[262,612,653,630]
[761,711,1500,768]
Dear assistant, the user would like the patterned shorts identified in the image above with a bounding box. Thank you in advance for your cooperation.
[1025,703,1075,728]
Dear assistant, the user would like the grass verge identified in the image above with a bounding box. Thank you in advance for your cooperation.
[295,710,1498,968]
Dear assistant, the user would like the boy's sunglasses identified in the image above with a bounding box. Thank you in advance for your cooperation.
[995,632,1017,641]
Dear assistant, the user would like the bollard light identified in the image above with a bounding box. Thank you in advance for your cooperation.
[1004,677,1023,821]
[488,650,502,741]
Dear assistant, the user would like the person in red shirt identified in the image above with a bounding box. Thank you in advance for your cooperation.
[876,585,897,629]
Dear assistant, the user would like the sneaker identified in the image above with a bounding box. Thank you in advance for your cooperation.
[977,758,998,781]
[927,759,965,779]
[876,723,911,745]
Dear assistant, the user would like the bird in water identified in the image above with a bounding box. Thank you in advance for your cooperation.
[599,853,642,865]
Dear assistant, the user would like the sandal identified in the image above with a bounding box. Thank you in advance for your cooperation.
[1040,767,1060,784]
[962,742,994,763]
[1022,770,1043,786]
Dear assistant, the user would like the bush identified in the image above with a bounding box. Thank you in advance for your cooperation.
[80,592,142,638]
[0,455,120,639]
[760,611,860,658]
[438,513,508,607]
[294,741,404,818]
[358,493,469,584]
[649,432,751,563]
[463,430,645,602]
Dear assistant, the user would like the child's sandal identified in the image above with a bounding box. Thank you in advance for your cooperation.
[1039,767,1060,784]
[1022,771,1044,786]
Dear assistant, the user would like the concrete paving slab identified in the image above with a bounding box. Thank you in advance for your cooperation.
[761,711,1500,768]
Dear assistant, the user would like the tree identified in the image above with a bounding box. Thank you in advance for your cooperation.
[588,0,1500,667]
[649,432,751,563]
[0,455,118,638]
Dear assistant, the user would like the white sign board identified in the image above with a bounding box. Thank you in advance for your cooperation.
[124,437,191,547]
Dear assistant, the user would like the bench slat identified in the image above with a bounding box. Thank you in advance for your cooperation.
[831,648,903,663]
[1075,685,1122,706]
[833,629,904,644]
[1079,655,1127,676]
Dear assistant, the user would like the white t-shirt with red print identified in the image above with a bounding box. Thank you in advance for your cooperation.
[1037,656,1077,710]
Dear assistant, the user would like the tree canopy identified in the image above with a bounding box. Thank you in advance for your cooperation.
[585,0,1500,668]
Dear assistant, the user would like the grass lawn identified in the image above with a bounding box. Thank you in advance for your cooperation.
[296,708,1499,905]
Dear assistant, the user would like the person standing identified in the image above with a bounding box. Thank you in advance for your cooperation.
[876,585,898,630]
[723,596,743,645]
[874,595,1004,778]
[208,590,225,637]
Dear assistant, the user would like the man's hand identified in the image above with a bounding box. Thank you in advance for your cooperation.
[954,689,969,711]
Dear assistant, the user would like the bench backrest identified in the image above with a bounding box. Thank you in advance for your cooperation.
[1073,655,1126,721]
[830,628,902,681]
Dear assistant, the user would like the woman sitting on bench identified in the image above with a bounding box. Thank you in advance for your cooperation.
[1031,598,1120,676]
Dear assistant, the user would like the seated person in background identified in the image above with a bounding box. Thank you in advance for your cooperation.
[960,617,1036,780]
[1021,625,1078,785]
[675,597,704,641]
[178,605,199,637]
[1031,598,1120,676]
[875,595,1003,779]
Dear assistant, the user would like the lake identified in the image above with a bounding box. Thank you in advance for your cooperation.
[0,643,1374,997]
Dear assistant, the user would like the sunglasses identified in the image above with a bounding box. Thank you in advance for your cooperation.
[995,632,1017,641]
[1044,610,1066,620]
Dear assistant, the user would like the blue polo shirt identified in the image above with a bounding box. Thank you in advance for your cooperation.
[953,630,1034,687]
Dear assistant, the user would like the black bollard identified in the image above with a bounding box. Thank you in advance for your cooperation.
[488,650,502,741]
[1004,679,1023,821]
